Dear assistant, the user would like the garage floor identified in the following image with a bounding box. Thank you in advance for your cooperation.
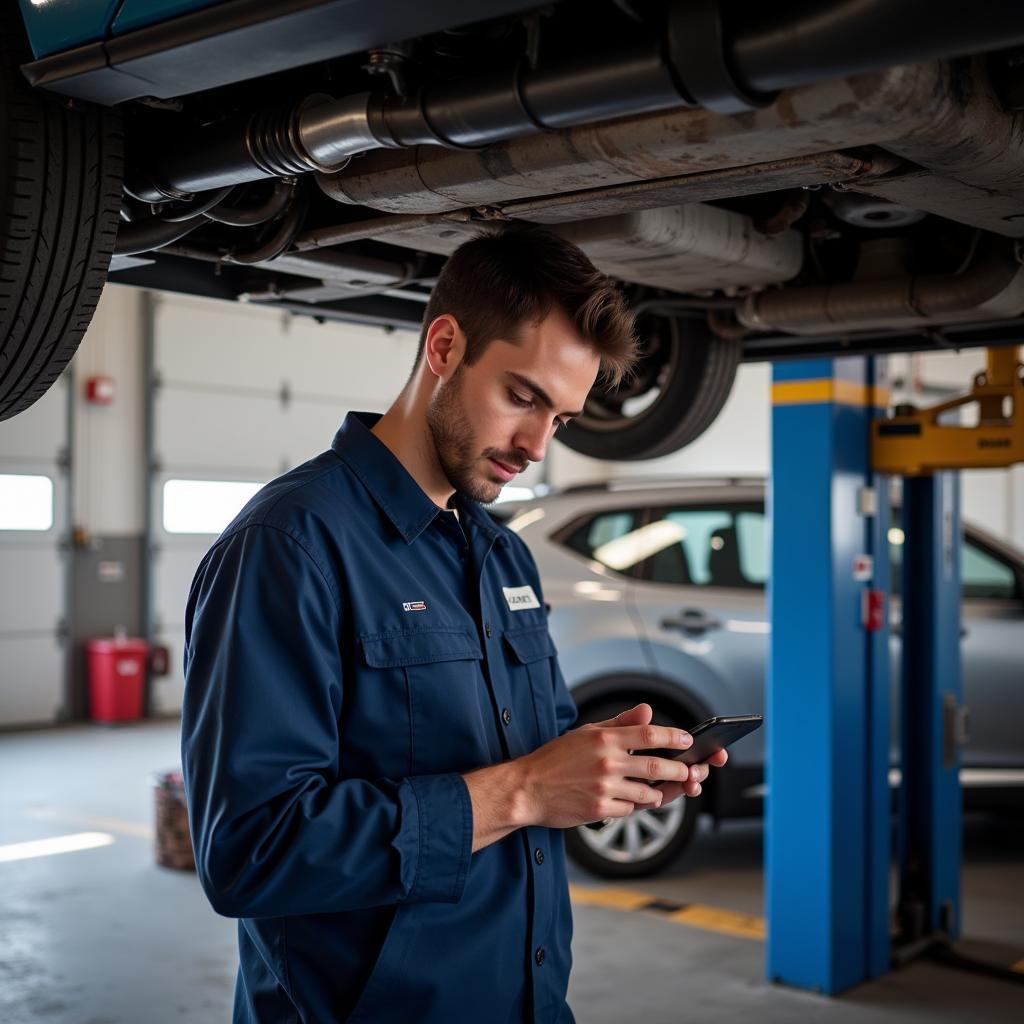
[1,722,1021,1024]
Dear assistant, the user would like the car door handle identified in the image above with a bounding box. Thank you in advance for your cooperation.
[660,609,722,635]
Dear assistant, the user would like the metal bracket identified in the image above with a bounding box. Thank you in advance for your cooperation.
[943,695,970,769]
[666,0,777,114]
[872,346,1024,474]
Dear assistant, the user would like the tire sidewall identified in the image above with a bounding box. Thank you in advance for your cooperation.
[560,317,740,461]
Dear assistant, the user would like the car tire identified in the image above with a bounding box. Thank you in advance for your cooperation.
[558,315,740,461]
[0,11,123,422]
[564,699,703,879]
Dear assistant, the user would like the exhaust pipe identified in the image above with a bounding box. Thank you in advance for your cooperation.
[129,0,1024,203]
[736,239,1024,335]
[130,36,696,201]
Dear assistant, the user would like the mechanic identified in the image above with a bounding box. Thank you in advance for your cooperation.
[181,225,728,1023]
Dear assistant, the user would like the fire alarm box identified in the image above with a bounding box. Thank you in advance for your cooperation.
[85,375,116,404]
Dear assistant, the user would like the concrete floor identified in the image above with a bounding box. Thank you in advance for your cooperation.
[1,722,1022,1024]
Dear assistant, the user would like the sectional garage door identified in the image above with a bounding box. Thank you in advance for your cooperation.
[0,376,70,726]
[148,293,420,714]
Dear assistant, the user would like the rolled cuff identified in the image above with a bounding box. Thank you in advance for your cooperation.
[403,773,473,904]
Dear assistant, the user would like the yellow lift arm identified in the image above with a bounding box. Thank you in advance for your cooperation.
[872,346,1024,475]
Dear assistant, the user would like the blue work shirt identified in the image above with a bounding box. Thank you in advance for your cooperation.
[181,411,579,1024]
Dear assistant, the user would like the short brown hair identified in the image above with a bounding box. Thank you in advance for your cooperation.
[414,225,638,389]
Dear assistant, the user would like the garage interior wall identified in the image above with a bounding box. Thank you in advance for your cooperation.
[147,292,425,714]
[7,285,1020,725]
[0,375,70,727]
[68,285,147,720]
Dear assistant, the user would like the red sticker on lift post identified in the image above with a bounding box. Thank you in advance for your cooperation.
[853,554,874,581]
[862,589,886,631]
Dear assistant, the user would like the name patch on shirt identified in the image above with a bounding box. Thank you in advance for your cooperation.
[503,585,540,611]
[402,601,427,612]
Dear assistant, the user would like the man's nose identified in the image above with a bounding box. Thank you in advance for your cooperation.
[513,422,550,464]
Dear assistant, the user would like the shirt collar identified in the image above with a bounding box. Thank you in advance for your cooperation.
[330,411,507,547]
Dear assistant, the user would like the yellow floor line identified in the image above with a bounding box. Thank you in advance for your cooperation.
[25,807,154,839]
[570,883,765,941]
[667,904,766,941]
[569,884,653,911]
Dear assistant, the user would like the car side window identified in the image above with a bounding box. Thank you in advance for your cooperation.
[736,510,769,586]
[560,509,645,576]
[962,539,1018,599]
[641,505,767,589]
[889,529,1018,600]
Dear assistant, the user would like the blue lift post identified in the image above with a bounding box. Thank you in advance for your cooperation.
[895,473,964,955]
[873,350,1024,982]
[768,356,893,993]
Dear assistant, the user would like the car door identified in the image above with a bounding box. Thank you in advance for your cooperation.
[958,533,1024,772]
[889,524,1024,776]
[628,500,769,769]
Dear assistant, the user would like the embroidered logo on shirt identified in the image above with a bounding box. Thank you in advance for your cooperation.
[502,585,540,611]
[402,601,427,612]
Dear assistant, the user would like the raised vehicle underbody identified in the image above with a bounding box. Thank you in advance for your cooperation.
[5,1,1024,456]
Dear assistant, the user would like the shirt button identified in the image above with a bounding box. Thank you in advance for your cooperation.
[502,708,512,727]
[484,623,492,638]
[534,848,544,865]
[535,947,546,967]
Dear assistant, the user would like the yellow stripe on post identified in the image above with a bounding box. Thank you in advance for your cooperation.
[772,379,890,409]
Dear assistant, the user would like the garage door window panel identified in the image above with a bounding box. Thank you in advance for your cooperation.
[162,479,264,535]
[0,473,53,531]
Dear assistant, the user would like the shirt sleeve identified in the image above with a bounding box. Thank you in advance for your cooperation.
[181,523,473,920]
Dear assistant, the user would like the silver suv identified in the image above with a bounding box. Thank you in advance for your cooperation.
[496,479,1024,878]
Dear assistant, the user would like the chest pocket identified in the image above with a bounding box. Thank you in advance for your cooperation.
[503,624,559,746]
[360,628,492,775]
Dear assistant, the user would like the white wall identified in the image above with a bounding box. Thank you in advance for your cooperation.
[546,362,771,487]
[69,286,422,535]
[69,288,1023,553]
[71,285,146,536]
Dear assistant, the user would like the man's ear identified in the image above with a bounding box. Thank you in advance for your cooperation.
[423,314,465,382]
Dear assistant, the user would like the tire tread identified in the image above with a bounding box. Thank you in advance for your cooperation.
[0,11,123,421]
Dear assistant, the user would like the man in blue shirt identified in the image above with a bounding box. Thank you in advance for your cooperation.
[182,226,728,1023]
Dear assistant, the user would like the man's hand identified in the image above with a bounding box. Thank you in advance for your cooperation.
[605,703,728,811]
[517,703,710,829]
[462,703,728,852]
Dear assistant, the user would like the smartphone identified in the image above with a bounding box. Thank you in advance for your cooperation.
[582,713,763,830]
[646,714,764,779]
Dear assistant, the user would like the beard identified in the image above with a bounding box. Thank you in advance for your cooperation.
[426,365,526,505]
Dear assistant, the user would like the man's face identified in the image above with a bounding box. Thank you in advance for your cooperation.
[426,306,601,504]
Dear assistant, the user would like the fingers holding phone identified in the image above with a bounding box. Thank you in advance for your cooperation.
[612,714,761,815]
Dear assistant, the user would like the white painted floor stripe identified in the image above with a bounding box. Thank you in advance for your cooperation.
[0,831,115,863]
